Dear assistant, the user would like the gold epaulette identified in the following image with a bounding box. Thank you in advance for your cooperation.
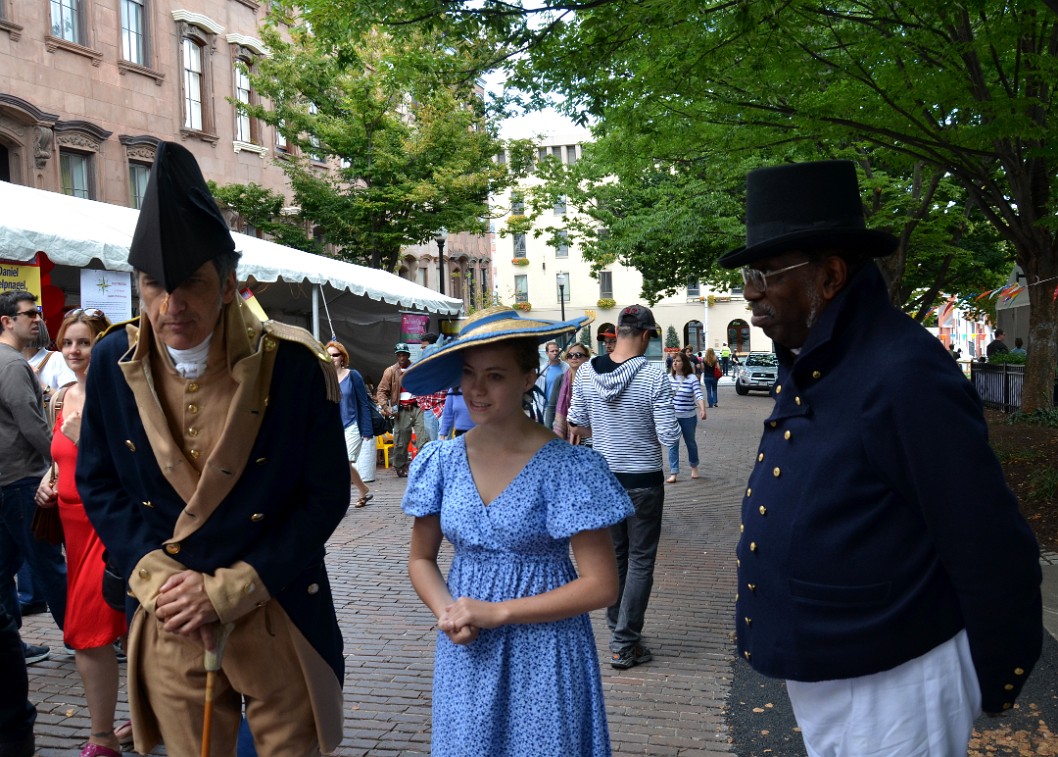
[95,317,139,342]
[262,320,340,403]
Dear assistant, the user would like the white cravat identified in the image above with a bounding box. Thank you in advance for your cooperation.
[165,334,213,379]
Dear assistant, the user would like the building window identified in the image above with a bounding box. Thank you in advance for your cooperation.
[513,233,526,258]
[307,103,323,162]
[554,195,566,215]
[566,145,578,165]
[599,271,613,299]
[514,274,528,303]
[182,38,204,131]
[234,63,253,143]
[555,230,568,257]
[416,267,427,287]
[275,120,289,152]
[556,273,570,303]
[60,151,92,199]
[129,162,150,208]
[480,267,489,301]
[495,150,506,165]
[511,192,524,215]
[687,278,700,297]
[50,0,82,44]
[121,0,146,65]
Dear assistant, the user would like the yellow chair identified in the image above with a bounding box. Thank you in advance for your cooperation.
[376,434,394,468]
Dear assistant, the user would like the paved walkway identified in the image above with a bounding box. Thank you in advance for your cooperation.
[20,381,1058,755]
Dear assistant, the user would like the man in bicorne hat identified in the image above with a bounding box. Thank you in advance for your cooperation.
[724,160,1041,755]
[77,142,349,756]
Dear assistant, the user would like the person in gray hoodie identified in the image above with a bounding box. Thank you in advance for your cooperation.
[568,304,681,669]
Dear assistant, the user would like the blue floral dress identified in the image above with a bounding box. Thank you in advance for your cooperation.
[402,437,634,756]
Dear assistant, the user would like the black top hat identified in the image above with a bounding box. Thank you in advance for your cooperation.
[718,160,898,269]
[128,142,236,292]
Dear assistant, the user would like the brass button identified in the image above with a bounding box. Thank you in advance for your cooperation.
[250,513,265,522]
[784,430,792,441]
[255,457,267,465]
[247,327,256,340]
[187,382,199,393]
[746,487,752,497]
[187,404,199,414]
[142,500,153,508]
[188,449,201,460]
[244,582,256,595]
[747,583,757,592]
[739,523,744,533]
[773,467,781,478]
[743,650,751,660]
[744,617,752,626]
[187,427,199,438]
[795,396,802,406]
[812,370,822,379]
[757,453,764,462]
[769,421,777,428]
[749,542,757,552]
[1015,667,1025,676]
[1004,684,1014,691]
[165,543,181,555]
[264,338,277,352]
[775,385,782,394]
[263,396,270,407]
[736,558,740,567]
[138,568,150,579]
[125,440,136,452]
[307,583,319,595]
[759,505,767,516]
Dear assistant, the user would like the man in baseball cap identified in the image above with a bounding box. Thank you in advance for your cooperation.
[376,343,422,476]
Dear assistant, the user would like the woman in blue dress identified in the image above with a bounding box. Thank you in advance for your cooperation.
[401,306,634,756]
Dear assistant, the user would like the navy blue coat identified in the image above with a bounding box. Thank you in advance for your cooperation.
[735,264,1042,715]
[77,323,350,684]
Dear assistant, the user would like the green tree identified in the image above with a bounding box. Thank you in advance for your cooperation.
[240,21,517,272]
[665,325,680,349]
[319,0,1057,409]
[208,181,323,255]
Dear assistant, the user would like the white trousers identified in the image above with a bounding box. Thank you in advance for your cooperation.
[786,630,981,757]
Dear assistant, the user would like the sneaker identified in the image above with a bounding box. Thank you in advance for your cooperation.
[610,644,652,669]
[63,644,77,656]
[23,643,51,665]
[114,642,127,662]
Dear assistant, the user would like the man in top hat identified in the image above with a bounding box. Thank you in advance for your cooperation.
[377,343,424,476]
[568,304,680,669]
[77,142,350,756]
[724,160,1041,755]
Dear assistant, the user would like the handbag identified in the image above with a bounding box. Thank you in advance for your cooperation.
[31,465,64,546]
[369,402,393,436]
[713,362,722,379]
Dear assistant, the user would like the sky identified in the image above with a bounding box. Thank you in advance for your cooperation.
[482,69,592,142]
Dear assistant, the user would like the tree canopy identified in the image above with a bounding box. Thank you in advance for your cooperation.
[238,16,517,272]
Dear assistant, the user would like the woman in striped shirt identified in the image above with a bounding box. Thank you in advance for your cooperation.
[665,352,707,483]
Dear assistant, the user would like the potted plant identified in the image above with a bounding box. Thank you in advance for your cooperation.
[596,297,617,309]
[514,301,532,312]
[512,258,530,267]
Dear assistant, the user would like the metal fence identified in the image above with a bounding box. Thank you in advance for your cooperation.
[970,363,1024,412]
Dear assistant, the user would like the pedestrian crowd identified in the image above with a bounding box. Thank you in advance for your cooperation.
[0,149,1044,757]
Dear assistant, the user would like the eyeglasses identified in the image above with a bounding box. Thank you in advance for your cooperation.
[740,261,813,293]
[65,307,106,319]
[11,309,42,320]
[566,352,588,359]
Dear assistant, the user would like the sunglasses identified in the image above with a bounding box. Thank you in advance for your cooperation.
[11,308,42,320]
[327,352,343,359]
[566,352,588,359]
[65,307,107,319]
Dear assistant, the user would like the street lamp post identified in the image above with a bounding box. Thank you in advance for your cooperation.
[433,228,448,296]
[557,272,569,347]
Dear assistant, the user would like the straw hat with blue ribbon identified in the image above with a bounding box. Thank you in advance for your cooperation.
[401,306,591,395]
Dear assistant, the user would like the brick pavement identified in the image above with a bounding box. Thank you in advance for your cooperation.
[22,382,772,756]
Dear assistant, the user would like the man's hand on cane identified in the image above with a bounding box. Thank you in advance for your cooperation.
[156,570,220,640]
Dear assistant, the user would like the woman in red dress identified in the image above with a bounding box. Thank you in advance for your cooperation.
[35,309,128,757]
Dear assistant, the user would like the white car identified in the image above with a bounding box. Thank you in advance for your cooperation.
[734,352,779,395]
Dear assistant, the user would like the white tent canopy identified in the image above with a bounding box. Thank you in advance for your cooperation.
[0,180,462,381]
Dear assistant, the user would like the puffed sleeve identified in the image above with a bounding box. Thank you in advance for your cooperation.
[401,439,445,517]
[545,444,634,539]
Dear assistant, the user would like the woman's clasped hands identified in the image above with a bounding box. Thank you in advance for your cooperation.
[437,596,509,645]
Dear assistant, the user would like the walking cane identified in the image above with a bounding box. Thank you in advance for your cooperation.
[200,622,235,757]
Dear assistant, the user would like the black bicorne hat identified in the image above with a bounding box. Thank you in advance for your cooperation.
[128,141,236,292]
[718,160,898,269]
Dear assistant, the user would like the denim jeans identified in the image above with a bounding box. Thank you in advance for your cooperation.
[422,409,440,444]
[0,478,66,630]
[0,605,35,756]
[702,376,719,407]
[667,416,700,474]
[607,484,664,652]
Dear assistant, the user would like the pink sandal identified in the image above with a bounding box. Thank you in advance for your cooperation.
[80,744,121,757]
